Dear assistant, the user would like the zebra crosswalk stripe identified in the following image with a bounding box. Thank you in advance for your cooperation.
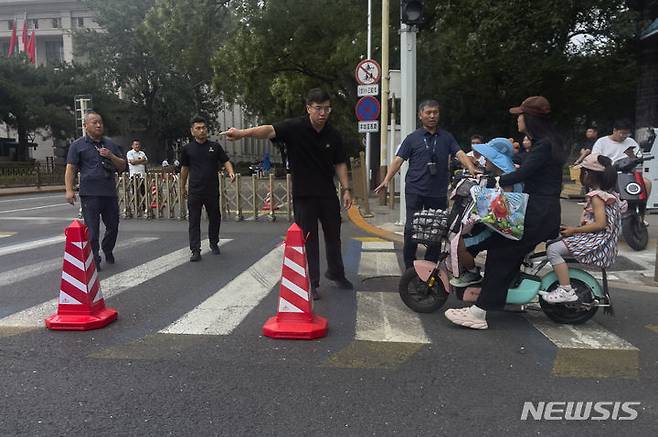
[0,235,66,257]
[0,239,230,328]
[160,245,284,336]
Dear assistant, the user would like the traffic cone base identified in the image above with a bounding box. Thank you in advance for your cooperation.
[262,314,327,340]
[45,307,117,331]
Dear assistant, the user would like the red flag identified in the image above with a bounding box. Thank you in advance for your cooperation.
[21,17,28,50]
[7,23,17,57]
[27,30,36,64]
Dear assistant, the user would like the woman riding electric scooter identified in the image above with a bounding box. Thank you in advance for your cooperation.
[445,96,566,330]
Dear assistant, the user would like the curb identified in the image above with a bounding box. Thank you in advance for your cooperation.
[347,205,403,243]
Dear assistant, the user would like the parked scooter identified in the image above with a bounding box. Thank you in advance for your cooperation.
[399,176,614,324]
[614,154,654,250]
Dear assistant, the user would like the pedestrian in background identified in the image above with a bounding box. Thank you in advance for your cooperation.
[221,88,353,300]
[64,111,126,271]
[180,115,236,262]
[573,126,598,165]
[375,99,478,268]
[126,139,148,177]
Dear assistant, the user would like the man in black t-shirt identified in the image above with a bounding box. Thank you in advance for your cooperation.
[180,115,236,262]
[221,88,353,300]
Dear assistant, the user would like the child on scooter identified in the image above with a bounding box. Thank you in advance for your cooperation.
[541,153,622,303]
[450,138,523,287]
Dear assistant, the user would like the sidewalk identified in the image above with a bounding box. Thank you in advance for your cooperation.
[348,194,658,292]
[0,185,66,197]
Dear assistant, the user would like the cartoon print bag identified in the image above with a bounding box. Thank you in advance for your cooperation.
[470,185,528,240]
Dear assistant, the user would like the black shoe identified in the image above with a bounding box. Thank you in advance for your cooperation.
[104,251,115,264]
[311,286,320,301]
[324,272,354,290]
[190,251,202,262]
[95,257,102,272]
[210,244,221,255]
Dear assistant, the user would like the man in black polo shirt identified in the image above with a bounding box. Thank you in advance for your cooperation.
[375,99,477,268]
[180,115,236,262]
[221,88,352,300]
[65,111,126,271]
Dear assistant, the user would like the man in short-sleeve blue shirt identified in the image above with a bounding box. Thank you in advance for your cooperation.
[375,100,477,268]
[65,111,126,270]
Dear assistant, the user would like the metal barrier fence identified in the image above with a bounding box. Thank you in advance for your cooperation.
[117,172,293,222]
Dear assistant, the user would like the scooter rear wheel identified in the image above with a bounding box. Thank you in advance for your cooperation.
[539,278,599,324]
[399,267,449,313]
[622,215,648,251]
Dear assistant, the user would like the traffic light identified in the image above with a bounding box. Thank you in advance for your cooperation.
[401,0,424,26]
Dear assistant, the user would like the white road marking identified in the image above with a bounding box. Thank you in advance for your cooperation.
[160,245,284,335]
[0,195,61,204]
[355,291,430,343]
[0,237,157,288]
[0,217,79,222]
[0,235,66,257]
[0,232,16,238]
[358,251,401,277]
[0,204,68,214]
[528,315,638,351]
[362,241,395,251]
[0,240,230,328]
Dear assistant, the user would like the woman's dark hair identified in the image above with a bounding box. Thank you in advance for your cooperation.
[523,113,567,163]
[579,155,617,191]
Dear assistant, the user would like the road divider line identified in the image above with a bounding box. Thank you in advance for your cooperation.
[527,313,639,378]
[0,204,68,214]
[358,251,400,278]
[160,245,284,336]
[355,291,430,343]
[0,239,230,328]
[0,235,66,257]
[0,237,158,289]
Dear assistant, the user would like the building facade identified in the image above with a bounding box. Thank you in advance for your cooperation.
[0,0,274,165]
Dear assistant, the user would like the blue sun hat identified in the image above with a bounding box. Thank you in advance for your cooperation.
[472,137,516,174]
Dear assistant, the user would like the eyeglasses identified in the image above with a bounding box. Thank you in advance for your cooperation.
[310,105,332,114]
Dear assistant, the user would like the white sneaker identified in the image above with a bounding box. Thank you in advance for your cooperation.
[541,286,578,304]
[449,269,483,287]
[444,307,488,330]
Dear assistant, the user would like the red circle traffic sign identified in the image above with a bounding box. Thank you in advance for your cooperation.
[355,96,381,121]
[355,59,381,85]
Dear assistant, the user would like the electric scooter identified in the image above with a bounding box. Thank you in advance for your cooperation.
[614,153,654,251]
[398,176,614,324]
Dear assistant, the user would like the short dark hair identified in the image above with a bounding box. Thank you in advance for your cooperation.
[190,114,207,126]
[470,134,484,142]
[83,111,102,122]
[613,118,632,131]
[305,88,331,105]
[131,139,140,144]
[418,99,440,112]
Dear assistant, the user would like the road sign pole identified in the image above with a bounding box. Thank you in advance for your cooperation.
[365,0,373,188]
[399,23,417,225]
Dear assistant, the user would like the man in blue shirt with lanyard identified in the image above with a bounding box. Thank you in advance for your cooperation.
[65,111,126,271]
[375,99,477,268]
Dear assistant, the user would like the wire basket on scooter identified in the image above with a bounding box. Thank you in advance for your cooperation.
[410,209,449,246]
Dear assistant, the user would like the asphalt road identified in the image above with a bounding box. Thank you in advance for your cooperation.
[0,193,657,436]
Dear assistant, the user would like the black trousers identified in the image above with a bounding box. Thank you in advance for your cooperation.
[475,195,561,310]
[403,193,447,269]
[80,195,120,262]
[188,191,221,252]
[293,196,345,287]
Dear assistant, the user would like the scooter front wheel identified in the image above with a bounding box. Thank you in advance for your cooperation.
[539,278,599,324]
[399,267,449,313]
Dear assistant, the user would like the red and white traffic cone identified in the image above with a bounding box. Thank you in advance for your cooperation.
[150,180,158,210]
[45,220,118,330]
[263,223,328,339]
